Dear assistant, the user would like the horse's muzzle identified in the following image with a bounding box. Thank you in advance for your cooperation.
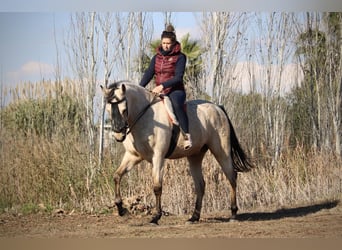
[113,132,126,142]
[112,123,128,142]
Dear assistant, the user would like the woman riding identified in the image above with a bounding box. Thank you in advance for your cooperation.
[139,24,192,150]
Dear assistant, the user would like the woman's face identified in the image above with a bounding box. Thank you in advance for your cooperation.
[161,38,173,51]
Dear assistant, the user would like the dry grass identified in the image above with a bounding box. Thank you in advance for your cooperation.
[130,148,341,215]
[2,125,341,216]
[0,81,341,216]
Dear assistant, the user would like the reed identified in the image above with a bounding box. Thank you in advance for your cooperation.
[0,81,341,215]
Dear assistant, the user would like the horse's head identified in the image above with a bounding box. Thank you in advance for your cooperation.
[101,83,128,142]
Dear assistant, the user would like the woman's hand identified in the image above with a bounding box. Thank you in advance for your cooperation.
[152,85,164,94]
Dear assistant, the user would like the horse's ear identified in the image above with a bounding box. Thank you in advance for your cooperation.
[121,84,126,93]
[100,85,110,97]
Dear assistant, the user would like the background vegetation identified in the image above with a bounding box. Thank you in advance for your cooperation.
[0,12,341,215]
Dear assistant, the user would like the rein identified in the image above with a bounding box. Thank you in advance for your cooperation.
[126,93,161,135]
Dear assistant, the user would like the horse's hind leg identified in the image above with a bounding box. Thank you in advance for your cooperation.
[187,152,206,222]
[215,155,238,221]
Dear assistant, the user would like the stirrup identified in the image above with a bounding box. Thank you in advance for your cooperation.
[184,133,192,150]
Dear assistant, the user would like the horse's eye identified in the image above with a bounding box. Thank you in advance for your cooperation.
[121,108,127,116]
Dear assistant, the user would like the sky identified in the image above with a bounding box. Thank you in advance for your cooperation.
[0,13,69,86]
[0,1,340,91]
[0,12,200,87]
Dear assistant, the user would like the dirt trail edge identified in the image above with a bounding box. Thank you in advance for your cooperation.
[1,200,341,238]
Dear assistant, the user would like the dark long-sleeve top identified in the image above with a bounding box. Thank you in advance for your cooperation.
[139,53,186,89]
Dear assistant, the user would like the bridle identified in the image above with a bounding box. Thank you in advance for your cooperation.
[108,91,161,140]
[108,97,128,134]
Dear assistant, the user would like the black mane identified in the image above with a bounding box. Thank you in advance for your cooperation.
[107,80,131,89]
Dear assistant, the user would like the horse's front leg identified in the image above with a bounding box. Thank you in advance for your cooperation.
[187,152,206,223]
[113,152,142,216]
[150,154,165,225]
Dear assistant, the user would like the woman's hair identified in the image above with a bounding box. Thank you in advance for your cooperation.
[161,24,176,43]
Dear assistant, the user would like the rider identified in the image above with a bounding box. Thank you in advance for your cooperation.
[139,24,192,150]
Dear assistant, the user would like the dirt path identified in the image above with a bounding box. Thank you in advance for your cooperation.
[0,200,341,238]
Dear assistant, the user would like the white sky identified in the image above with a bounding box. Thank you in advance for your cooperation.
[0,1,339,89]
[0,12,200,87]
[0,13,65,84]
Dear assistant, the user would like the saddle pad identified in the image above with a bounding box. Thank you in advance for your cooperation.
[163,95,179,126]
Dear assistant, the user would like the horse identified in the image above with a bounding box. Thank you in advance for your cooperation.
[101,81,253,224]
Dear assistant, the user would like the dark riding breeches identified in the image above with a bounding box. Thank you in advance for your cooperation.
[168,90,189,134]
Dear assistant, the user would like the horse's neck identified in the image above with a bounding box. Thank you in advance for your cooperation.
[126,86,154,119]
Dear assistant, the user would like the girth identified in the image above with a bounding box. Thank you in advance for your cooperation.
[165,124,180,158]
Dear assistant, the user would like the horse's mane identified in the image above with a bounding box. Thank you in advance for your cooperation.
[107,80,132,89]
[106,81,153,103]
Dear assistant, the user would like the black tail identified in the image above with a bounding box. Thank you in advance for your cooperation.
[219,105,254,172]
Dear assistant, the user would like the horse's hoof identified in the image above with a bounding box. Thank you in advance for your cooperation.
[187,216,200,224]
[149,214,161,225]
[149,219,159,225]
[186,220,199,225]
[118,207,129,217]
[115,201,129,217]
[229,217,238,222]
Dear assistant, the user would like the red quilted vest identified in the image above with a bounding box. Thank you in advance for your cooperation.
[155,43,184,94]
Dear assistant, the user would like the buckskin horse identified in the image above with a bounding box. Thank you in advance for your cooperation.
[101,81,253,224]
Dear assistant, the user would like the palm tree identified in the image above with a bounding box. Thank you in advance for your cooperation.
[179,33,202,84]
[141,33,203,98]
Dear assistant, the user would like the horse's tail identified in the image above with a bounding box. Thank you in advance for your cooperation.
[219,105,254,172]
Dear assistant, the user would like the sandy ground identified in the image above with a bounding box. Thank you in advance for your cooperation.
[0,199,341,238]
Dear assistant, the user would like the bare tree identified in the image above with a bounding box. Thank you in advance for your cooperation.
[98,13,114,163]
[125,13,135,79]
[164,12,173,28]
[252,13,296,164]
[294,12,341,156]
[66,12,99,196]
[137,12,144,81]
[200,12,247,104]
[136,12,154,82]
[323,13,342,157]
[52,13,63,99]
